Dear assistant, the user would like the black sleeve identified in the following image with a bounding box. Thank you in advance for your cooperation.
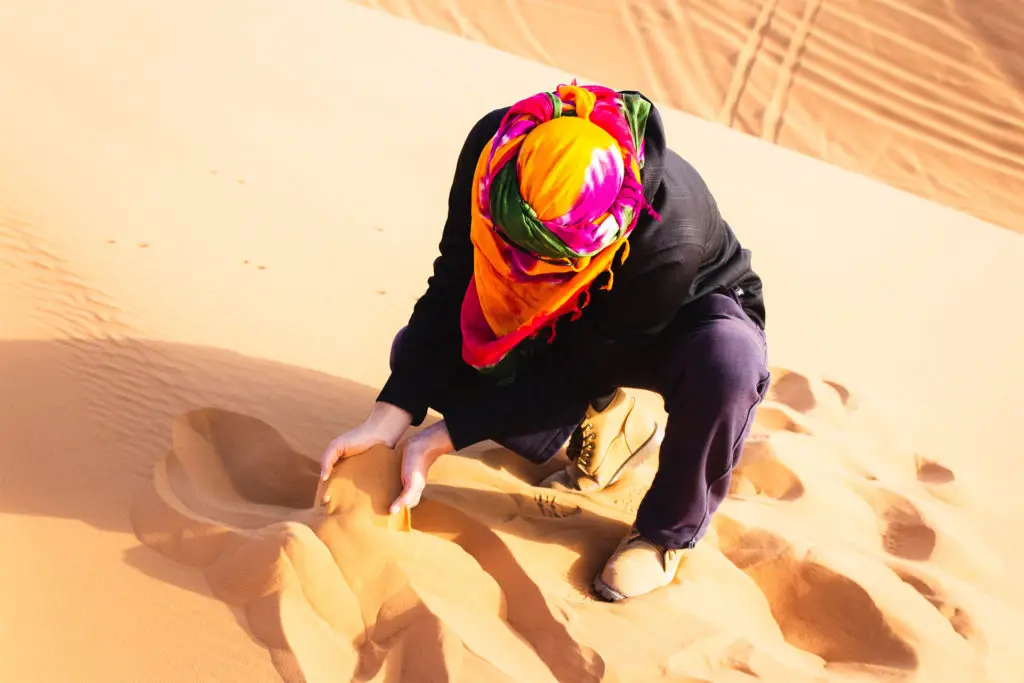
[375,110,505,425]
[441,244,702,450]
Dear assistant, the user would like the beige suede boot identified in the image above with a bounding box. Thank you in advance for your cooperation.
[539,389,662,493]
[593,526,686,601]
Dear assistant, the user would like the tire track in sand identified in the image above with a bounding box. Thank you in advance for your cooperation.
[647,0,724,119]
[442,0,489,46]
[804,18,1023,134]
[796,35,1024,175]
[618,2,672,109]
[683,3,748,47]
[762,0,824,143]
[718,0,781,128]
[791,52,1024,178]
[819,2,1019,93]
[502,0,555,66]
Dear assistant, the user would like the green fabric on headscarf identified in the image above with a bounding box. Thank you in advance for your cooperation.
[620,93,651,169]
[489,161,585,261]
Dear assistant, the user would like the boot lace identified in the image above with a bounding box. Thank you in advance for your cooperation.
[567,420,597,469]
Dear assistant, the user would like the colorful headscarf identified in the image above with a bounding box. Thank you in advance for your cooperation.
[460,82,656,378]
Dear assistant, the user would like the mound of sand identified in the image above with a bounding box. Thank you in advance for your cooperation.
[2,1,1023,682]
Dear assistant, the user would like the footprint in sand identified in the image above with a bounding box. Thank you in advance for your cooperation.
[729,435,804,501]
[751,403,813,435]
[534,493,583,519]
[714,518,918,670]
[890,564,978,644]
[762,368,855,425]
[479,442,655,517]
[130,408,604,683]
[766,370,817,414]
[861,489,938,562]
[913,454,967,506]
[915,454,956,485]
[823,379,854,409]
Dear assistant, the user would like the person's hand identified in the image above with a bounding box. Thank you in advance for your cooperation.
[390,420,454,515]
[319,402,413,481]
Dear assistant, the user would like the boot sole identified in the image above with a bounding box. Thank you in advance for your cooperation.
[592,575,627,602]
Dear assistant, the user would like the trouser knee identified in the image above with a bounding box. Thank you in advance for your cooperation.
[685,328,767,416]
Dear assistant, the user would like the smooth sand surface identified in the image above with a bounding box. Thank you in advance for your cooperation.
[2,1,1023,681]
[350,0,1024,235]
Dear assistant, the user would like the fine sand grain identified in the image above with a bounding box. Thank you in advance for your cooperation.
[1,1,1023,682]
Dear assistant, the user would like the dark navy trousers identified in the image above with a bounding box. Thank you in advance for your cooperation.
[390,289,770,550]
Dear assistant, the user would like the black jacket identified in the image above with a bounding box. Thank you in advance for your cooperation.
[377,94,765,450]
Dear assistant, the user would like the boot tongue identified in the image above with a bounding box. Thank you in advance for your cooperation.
[566,423,585,462]
[590,391,617,413]
[628,528,668,555]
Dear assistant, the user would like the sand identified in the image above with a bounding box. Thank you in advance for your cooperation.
[1,0,1023,681]
[349,0,1024,236]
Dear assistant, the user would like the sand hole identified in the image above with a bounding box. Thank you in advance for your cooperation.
[714,519,792,571]
[872,492,937,561]
[752,405,812,435]
[767,371,816,413]
[174,409,320,510]
[730,436,804,501]
[892,567,976,641]
[823,380,852,407]
[749,558,917,668]
[717,523,917,668]
[915,455,955,485]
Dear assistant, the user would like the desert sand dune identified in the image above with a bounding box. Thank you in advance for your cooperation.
[1,0,1024,681]
[349,0,1024,234]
